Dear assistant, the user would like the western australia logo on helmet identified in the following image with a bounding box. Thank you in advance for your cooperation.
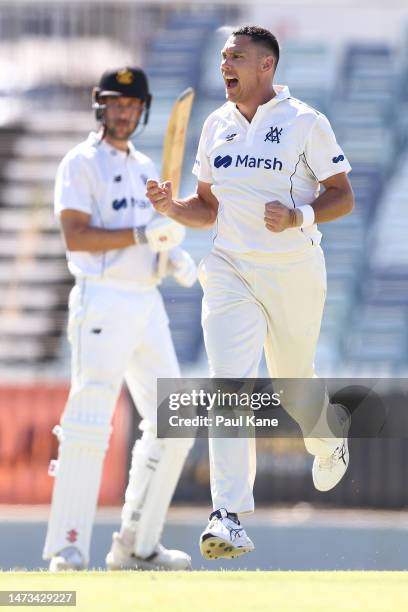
[116,69,134,85]
[214,154,283,171]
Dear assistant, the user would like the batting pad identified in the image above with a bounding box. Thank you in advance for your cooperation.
[121,431,192,559]
[43,386,116,563]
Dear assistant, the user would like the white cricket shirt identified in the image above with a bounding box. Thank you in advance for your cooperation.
[55,132,159,287]
[193,85,351,253]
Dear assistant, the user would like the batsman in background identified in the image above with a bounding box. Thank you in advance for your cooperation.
[43,67,196,571]
[147,26,354,560]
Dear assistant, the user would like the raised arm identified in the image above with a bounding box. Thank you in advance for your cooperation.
[146,179,219,229]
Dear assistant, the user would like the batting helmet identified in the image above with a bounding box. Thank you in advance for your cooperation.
[92,66,152,126]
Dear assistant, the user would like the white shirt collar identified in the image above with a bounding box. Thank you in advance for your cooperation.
[262,84,291,108]
[229,85,291,122]
[90,132,137,159]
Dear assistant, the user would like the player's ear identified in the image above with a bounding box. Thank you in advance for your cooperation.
[143,93,152,125]
[261,55,274,72]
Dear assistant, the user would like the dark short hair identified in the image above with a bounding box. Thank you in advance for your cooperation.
[231,25,279,67]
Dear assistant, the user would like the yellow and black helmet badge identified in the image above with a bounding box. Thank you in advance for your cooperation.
[116,69,134,85]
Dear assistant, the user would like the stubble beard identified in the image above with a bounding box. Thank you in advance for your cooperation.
[105,124,132,142]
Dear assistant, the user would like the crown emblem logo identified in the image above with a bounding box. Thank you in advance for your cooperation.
[116,69,133,85]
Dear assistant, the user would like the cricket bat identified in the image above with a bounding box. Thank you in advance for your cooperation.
[157,87,195,279]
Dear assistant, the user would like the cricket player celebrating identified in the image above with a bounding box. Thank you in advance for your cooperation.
[147,26,354,560]
[43,67,197,571]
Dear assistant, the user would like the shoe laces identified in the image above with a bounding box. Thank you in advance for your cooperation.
[319,442,346,470]
[229,526,244,541]
[208,512,244,540]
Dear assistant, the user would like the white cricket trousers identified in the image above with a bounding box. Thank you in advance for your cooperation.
[198,245,342,514]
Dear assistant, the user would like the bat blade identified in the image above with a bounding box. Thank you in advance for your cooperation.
[161,87,195,198]
[158,87,194,279]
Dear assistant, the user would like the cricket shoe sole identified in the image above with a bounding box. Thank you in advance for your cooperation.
[200,534,254,560]
[199,508,255,560]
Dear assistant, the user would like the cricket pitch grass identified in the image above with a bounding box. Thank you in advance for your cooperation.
[0,571,406,611]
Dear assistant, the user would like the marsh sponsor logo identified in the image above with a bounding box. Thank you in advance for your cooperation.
[214,155,233,168]
[112,197,150,210]
[236,154,283,171]
[213,153,283,172]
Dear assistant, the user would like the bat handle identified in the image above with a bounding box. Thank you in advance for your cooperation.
[157,251,169,280]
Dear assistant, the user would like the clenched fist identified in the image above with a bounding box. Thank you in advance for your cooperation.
[264,201,301,233]
[146,179,173,215]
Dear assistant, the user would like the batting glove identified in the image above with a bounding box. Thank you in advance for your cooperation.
[167,247,197,287]
[134,216,186,253]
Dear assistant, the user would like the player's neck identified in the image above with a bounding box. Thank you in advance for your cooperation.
[236,86,276,123]
[103,134,129,153]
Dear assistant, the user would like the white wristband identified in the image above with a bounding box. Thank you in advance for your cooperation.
[298,205,315,228]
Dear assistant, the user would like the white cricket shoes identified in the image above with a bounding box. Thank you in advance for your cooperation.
[313,406,350,492]
[199,508,254,560]
[49,546,86,572]
[105,531,192,571]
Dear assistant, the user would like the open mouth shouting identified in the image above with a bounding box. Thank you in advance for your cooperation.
[224,75,239,91]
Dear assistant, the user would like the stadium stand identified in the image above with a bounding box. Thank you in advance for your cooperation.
[0,117,86,367]
[0,6,226,371]
[334,44,407,373]
[344,149,408,373]
[0,4,407,377]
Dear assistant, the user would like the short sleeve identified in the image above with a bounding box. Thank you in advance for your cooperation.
[192,118,213,183]
[54,154,93,216]
[304,114,351,182]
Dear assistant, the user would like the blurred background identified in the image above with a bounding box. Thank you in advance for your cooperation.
[1,0,408,570]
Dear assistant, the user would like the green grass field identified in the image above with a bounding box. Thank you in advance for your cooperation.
[0,572,406,611]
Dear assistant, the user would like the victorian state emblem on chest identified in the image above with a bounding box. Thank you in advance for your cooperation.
[264,126,283,143]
